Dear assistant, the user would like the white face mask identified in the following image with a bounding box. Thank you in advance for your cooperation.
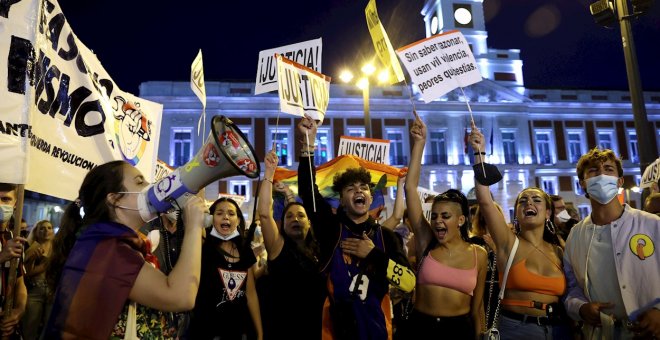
[586,174,620,205]
[164,210,179,223]
[210,227,240,241]
[116,190,158,223]
[556,210,571,223]
[0,205,13,223]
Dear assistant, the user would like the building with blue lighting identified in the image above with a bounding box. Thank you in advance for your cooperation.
[138,0,659,222]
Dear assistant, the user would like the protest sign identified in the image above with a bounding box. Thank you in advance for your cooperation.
[365,0,404,84]
[276,55,330,122]
[396,30,482,103]
[0,0,162,199]
[255,38,322,95]
[337,136,390,165]
[155,159,175,182]
[0,0,39,184]
[191,49,207,135]
[218,193,246,207]
[641,157,660,189]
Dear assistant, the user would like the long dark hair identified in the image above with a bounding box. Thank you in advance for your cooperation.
[208,197,252,252]
[47,161,127,292]
[280,202,319,264]
[512,187,561,246]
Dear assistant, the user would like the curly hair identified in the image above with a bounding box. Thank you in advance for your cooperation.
[576,147,623,181]
[331,167,373,195]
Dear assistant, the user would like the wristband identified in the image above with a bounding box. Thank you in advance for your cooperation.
[474,152,486,156]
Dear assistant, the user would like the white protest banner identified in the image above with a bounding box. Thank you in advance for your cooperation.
[155,159,175,182]
[191,49,207,136]
[423,202,433,223]
[365,0,404,84]
[641,157,660,189]
[255,38,322,95]
[1,0,163,200]
[0,0,39,184]
[417,187,440,205]
[276,55,331,122]
[396,30,482,103]
[337,136,390,165]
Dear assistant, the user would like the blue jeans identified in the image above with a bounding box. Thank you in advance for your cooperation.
[499,314,552,340]
[22,279,51,340]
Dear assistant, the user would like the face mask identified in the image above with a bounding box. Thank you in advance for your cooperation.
[164,210,179,223]
[556,210,571,223]
[210,227,240,241]
[586,174,620,205]
[116,190,158,223]
[0,205,14,223]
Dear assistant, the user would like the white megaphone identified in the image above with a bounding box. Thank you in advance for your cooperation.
[136,115,260,222]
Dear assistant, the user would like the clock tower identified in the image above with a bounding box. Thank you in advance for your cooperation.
[421,0,525,93]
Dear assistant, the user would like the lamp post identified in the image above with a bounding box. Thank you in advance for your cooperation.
[339,63,390,138]
[589,0,658,175]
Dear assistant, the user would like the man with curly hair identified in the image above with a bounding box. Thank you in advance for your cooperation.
[297,117,415,340]
[563,148,660,339]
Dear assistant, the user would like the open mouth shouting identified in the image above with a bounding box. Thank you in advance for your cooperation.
[434,225,448,240]
[353,195,366,208]
[523,208,538,219]
[219,222,233,233]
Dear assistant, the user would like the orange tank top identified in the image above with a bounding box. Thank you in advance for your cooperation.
[500,259,566,296]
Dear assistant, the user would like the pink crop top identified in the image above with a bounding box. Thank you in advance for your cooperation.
[417,247,478,296]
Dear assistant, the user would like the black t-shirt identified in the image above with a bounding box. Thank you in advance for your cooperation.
[260,238,325,340]
[190,231,256,339]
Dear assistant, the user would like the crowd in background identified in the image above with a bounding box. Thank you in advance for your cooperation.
[0,114,658,339]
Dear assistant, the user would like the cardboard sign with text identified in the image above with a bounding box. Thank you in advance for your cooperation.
[365,0,404,84]
[396,30,482,103]
[337,136,390,165]
[255,38,322,95]
[276,55,330,122]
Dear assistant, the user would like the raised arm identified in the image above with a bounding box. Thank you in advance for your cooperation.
[381,175,406,230]
[405,115,432,259]
[296,116,335,246]
[468,120,515,256]
[129,196,204,311]
[258,149,285,260]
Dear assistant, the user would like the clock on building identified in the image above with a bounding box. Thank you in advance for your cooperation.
[453,4,473,28]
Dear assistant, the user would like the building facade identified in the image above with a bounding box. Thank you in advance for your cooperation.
[138,0,659,223]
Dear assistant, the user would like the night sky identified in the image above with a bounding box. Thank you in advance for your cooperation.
[57,0,660,95]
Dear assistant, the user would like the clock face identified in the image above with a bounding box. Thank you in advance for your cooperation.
[454,7,472,25]
[431,15,439,34]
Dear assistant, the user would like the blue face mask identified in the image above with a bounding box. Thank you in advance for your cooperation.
[0,205,14,224]
[586,174,620,205]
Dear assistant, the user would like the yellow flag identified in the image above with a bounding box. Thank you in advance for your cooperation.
[365,0,405,84]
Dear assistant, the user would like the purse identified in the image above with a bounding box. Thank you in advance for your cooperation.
[483,237,519,340]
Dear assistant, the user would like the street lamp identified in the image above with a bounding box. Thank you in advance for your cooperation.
[589,0,658,176]
[340,62,390,138]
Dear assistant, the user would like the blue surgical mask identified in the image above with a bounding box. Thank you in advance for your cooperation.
[0,205,13,223]
[586,174,620,205]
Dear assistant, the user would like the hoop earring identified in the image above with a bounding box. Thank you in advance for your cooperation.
[545,218,556,235]
[513,218,520,234]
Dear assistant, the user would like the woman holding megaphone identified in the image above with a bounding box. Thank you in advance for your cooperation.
[44,160,205,339]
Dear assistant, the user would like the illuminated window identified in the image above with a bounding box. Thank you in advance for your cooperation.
[501,130,518,164]
[346,128,365,138]
[387,129,407,165]
[269,128,292,166]
[541,176,558,195]
[171,127,193,167]
[314,128,332,166]
[573,176,585,195]
[628,130,639,163]
[428,130,447,164]
[567,130,585,163]
[535,130,554,165]
[229,179,250,202]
